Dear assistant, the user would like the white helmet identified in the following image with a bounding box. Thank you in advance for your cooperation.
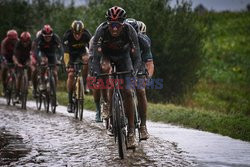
[36,30,42,38]
[137,21,146,34]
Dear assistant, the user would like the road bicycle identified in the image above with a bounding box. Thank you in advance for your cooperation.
[98,64,132,159]
[17,65,29,109]
[5,63,16,106]
[69,61,86,120]
[35,63,58,113]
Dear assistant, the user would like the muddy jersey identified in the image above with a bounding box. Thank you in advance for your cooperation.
[92,22,142,74]
[1,37,19,63]
[63,29,91,57]
[14,41,31,64]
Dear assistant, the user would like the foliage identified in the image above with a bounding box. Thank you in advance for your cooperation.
[187,12,250,115]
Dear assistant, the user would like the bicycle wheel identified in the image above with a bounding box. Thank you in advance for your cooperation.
[112,91,127,159]
[44,92,49,113]
[36,78,42,110]
[5,77,12,105]
[36,91,42,110]
[20,72,28,109]
[49,76,57,113]
[10,78,16,106]
[78,77,84,121]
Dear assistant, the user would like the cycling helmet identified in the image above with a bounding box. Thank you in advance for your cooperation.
[7,30,18,40]
[125,18,138,32]
[106,6,127,22]
[71,20,84,34]
[42,24,53,36]
[137,21,147,34]
[20,32,31,42]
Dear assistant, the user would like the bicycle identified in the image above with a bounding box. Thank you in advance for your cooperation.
[5,63,16,106]
[98,64,132,159]
[68,61,86,120]
[35,63,57,113]
[17,64,29,109]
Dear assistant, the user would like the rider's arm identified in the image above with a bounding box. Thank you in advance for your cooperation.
[127,24,142,74]
[13,42,22,66]
[139,33,154,77]
[91,23,105,76]
[1,38,7,59]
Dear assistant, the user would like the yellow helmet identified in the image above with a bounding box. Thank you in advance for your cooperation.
[71,20,84,34]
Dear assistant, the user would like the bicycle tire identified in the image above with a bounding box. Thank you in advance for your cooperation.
[45,95,50,113]
[10,78,16,106]
[36,92,42,110]
[49,76,57,113]
[78,77,84,121]
[5,79,11,105]
[112,91,127,159]
[21,72,28,109]
[74,92,78,119]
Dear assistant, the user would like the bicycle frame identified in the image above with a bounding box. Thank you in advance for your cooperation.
[70,62,86,120]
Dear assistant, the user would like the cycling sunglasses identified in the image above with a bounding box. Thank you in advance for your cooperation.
[108,21,123,29]
[42,34,53,37]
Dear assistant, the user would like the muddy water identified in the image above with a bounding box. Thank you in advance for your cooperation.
[0,103,193,166]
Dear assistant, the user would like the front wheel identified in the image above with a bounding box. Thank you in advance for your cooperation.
[78,78,84,121]
[20,72,28,109]
[49,76,57,113]
[112,91,127,159]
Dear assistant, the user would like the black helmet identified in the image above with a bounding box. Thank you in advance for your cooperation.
[105,6,127,22]
[125,18,138,32]
[71,20,84,34]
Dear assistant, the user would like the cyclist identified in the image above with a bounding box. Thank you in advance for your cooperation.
[63,20,92,113]
[91,6,142,149]
[88,36,111,122]
[1,30,19,96]
[30,30,42,97]
[12,32,32,102]
[13,32,32,102]
[33,24,63,93]
[125,18,154,140]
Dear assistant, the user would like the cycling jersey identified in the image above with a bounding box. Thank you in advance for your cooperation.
[92,22,141,75]
[14,41,31,65]
[138,33,153,62]
[63,29,92,60]
[1,37,19,63]
[35,33,63,64]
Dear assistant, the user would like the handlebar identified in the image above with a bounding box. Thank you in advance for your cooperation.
[97,70,132,78]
